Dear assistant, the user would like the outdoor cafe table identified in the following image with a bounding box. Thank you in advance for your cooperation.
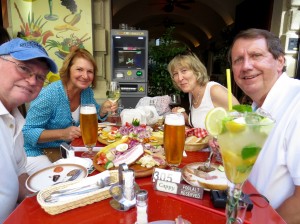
[4,138,286,224]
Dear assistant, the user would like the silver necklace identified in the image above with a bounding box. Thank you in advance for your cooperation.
[192,92,201,105]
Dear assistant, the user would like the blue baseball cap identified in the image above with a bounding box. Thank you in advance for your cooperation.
[0,38,58,73]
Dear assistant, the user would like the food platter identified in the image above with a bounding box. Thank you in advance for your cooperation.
[97,124,164,146]
[97,134,163,146]
[95,124,166,178]
[26,164,88,192]
[181,162,228,191]
[93,156,166,178]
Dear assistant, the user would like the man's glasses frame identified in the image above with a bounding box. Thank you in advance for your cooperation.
[0,56,49,85]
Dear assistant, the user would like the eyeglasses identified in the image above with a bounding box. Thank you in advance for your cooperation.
[0,56,49,85]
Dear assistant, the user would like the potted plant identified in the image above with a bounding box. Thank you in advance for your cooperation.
[148,27,188,97]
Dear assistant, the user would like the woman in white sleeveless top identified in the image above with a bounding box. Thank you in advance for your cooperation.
[167,52,239,128]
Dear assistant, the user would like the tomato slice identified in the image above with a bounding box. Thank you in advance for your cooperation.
[99,152,106,160]
[111,126,119,131]
[53,166,64,173]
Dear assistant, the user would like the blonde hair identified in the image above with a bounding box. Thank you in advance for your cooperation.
[60,48,98,88]
[167,52,209,90]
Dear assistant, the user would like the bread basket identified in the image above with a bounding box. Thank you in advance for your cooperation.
[37,170,118,215]
[184,136,209,151]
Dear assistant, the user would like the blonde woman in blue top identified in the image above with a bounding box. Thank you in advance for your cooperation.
[23,48,117,175]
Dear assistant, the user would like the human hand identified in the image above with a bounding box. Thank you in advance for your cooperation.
[101,100,118,116]
[172,107,185,113]
[63,126,81,142]
[208,137,222,163]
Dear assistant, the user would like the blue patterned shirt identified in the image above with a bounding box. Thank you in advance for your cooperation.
[23,80,105,157]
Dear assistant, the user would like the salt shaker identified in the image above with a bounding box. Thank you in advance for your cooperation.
[136,190,148,224]
[123,169,135,201]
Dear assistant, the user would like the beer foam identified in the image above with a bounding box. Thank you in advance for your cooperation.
[165,113,185,126]
[80,105,97,114]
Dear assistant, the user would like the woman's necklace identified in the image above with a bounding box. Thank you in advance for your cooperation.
[66,84,76,126]
[192,91,201,106]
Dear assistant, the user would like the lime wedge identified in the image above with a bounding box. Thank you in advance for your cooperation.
[205,107,227,136]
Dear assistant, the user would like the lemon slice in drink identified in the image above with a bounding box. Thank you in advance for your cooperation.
[205,107,227,136]
[225,117,246,133]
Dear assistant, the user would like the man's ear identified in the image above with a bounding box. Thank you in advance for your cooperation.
[277,55,285,72]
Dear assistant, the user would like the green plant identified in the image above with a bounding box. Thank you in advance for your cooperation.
[148,27,188,96]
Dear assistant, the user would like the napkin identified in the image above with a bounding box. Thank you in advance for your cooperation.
[72,147,103,152]
[185,128,208,138]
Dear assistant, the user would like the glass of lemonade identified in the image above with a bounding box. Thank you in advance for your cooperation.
[80,104,98,158]
[206,107,275,224]
[163,112,185,170]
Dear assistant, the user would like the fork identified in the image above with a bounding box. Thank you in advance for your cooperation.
[53,169,82,185]
[44,175,112,203]
[204,149,214,169]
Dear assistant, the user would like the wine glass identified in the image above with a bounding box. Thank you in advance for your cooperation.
[44,0,58,21]
[163,112,185,170]
[80,104,98,158]
[107,81,121,117]
[169,94,181,109]
[216,109,274,223]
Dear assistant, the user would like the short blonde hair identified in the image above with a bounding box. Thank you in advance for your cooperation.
[60,48,98,88]
[167,52,209,90]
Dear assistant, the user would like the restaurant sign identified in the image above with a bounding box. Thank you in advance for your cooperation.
[154,180,204,199]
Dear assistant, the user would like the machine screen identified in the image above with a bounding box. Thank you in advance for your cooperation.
[114,48,145,69]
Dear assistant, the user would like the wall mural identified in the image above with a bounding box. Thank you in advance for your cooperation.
[10,0,93,84]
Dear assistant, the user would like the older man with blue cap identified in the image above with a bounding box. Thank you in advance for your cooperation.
[0,38,57,223]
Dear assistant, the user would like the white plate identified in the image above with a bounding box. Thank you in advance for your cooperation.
[53,157,92,169]
[181,162,228,191]
[98,122,116,128]
[26,164,88,192]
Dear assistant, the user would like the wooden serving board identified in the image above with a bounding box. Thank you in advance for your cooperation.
[93,155,166,178]
[97,136,163,146]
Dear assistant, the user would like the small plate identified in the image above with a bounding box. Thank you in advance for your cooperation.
[26,164,88,192]
[181,162,228,191]
[98,122,117,128]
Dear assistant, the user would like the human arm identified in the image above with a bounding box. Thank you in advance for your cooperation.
[276,186,300,224]
[172,107,189,126]
[18,173,30,202]
[210,84,239,109]
[38,126,81,143]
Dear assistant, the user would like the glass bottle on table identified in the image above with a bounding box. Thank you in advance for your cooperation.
[80,104,98,158]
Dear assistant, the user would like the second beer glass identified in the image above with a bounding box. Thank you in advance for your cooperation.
[164,112,185,170]
[80,104,98,158]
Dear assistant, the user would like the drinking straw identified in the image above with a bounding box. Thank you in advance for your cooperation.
[226,69,233,111]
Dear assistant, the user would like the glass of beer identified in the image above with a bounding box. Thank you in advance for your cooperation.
[163,112,185,170]
[80,104,98,158]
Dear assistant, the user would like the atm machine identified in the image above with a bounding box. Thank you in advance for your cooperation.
[111,29,148,108]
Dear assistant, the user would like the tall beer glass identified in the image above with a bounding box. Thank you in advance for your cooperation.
[80,104,98,158]
[164,112,185,170]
